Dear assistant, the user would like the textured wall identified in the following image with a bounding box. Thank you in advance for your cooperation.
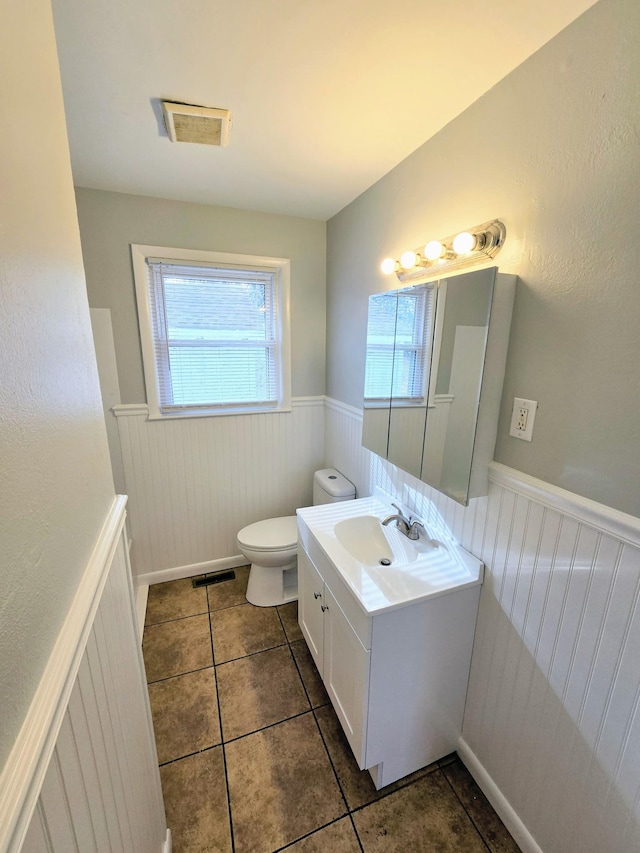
[75,188,327,403]
[0,0,114,771]
[326,0,640,517]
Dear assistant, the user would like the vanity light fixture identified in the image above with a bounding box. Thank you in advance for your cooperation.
[381,219,506,282]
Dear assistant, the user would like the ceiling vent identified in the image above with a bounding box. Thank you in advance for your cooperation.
[162,102,230,146]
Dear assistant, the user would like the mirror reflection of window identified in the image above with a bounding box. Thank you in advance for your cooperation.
[364,291,397,403]
[364,286,436,405]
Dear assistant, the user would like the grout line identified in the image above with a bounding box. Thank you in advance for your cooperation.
[287,639,316,709]
[345,764,441,818]
[440,763,494,853]
[272,815,355,852]
[213,640,289,668]
[143,608,210,629]
[348,812,366,853]
[310,706,350,815]
[145,662,213,686]
[221,708,317,746]
[207,609,236,853]
[158,741,222,768]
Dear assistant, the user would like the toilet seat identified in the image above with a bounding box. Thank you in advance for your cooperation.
[237,515,298,552]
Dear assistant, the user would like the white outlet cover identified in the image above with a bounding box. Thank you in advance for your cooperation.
[509,397,538,441]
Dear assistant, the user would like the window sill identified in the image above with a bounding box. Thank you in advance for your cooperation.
[112,403,294,420]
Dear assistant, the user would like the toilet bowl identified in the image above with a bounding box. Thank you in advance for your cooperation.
[237,468,355,607]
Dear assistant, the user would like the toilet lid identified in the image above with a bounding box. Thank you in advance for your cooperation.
[237,515,298,551]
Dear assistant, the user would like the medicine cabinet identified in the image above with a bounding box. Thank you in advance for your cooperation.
[362,267,515,505]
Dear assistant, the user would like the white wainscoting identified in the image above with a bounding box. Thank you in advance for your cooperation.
[324,397,640,853]
[115,398,325,583]
[0,497,168,853]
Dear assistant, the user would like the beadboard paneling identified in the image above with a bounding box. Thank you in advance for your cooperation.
[116,399,325,581]
[2,501,167,853]
[325,397,640,853]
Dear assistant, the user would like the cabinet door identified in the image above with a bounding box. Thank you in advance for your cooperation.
[323,585,371,768]
[297,547,325,676]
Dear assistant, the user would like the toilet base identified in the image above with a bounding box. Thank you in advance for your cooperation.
[246,559,298,607]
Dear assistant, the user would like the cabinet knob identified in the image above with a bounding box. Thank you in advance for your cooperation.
[314,592,321,599]
[321,604,329,612]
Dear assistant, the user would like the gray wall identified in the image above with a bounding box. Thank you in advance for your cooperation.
[0,0,115,770]
[326,0,640,517]
[76,189,327,403]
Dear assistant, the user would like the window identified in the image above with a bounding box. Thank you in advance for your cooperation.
[364,284,436,404]
[132,245,291,418]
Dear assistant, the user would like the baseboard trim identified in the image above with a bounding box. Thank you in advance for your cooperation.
[136,554,249,586]
[135,583,149,642]
[0,495,128,853]
[162,827,172,853]
[457,737,544,853]
[489,461,640,549]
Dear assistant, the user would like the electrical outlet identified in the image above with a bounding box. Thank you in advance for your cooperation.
[509,397,537,441]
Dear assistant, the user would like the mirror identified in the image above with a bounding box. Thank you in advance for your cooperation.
[363,284,437,477]
[362,291,395,459]
[363,267,500,505]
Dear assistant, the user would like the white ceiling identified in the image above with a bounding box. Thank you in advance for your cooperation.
[52,0,597,221]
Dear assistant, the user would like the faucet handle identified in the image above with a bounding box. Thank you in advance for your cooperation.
[391,502,409,520]
[407,519,425,540]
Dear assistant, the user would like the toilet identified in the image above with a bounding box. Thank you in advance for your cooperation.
[237,468,356,607]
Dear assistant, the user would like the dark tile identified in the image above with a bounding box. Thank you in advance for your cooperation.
[148,667,220,764]
[439,751,458,767]
[285,817,361,852]
[443,758,521,852]
[207,565,251,611]
[278,600,304,642]
[145,576,208,625]
[315,704,436,811]
[217,646,309,740]
[160,747,231,852]
[143,614,212,682]
[225,713,346,852]
[290,639,329,708]
[353,770,487,852]
[210,603,286,663]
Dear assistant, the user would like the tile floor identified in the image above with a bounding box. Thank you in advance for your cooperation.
[143,568,521,853]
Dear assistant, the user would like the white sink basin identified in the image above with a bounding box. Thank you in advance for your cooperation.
[297,495,484,616]
[333,515,394,565]
[333,514,432,566]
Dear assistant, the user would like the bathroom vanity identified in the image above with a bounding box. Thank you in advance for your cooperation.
[297,496,483,789]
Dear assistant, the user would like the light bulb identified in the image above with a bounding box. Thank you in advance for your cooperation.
[424,240,444,261]
[452,231,477,254]
[400,250,418,270]
[381,257,397,275]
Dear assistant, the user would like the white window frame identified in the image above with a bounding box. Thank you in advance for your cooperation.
[131,244,291,419]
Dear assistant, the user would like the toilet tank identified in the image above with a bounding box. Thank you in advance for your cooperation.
[313,468,356,505]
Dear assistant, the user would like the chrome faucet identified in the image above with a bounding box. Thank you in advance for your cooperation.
[382,503,425,540]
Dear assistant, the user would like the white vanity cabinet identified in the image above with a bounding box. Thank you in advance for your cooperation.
[297,518,482,790]
[299,547,371,762]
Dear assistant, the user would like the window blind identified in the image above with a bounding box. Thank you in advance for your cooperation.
[146,261,279,412]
